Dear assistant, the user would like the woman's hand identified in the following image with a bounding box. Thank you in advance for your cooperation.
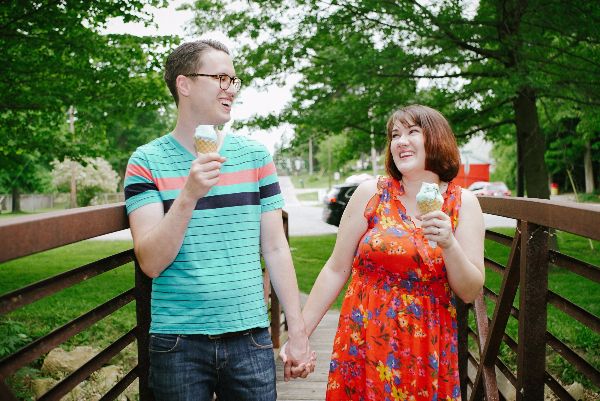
[419,210,456,249]
[279,341,317,381]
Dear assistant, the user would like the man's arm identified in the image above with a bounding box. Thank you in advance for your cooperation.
[129,153,225,278]
[259,209,312,378]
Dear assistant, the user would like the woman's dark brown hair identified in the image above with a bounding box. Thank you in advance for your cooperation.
[384,105,460,182]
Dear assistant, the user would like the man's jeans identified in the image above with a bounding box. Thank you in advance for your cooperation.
[148,327,276,401]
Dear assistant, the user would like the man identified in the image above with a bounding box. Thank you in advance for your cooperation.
[124,39,313,401]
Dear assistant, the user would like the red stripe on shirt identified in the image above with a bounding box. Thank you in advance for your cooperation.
[258,163,276,180]
[155,176,187,191]
[126,164,153,181]
[140,163,277,191]
[217,168,258,186]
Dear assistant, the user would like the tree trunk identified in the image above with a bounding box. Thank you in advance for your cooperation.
[516,133,525,197]
[11,185,20,213]
[513,87,550,199]
[584,138,595,193]
[308,136,314,175]
[70,160,78,208]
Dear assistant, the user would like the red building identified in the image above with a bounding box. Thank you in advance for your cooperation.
[455,152,490,188]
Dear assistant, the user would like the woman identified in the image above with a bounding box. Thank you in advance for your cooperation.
[301,105,485,400]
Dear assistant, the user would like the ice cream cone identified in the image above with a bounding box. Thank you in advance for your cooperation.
[194,125,219,154]
[195,137,218,154]
[416,197,444,215]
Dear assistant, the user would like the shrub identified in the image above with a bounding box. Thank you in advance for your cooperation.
[50,158,119,206]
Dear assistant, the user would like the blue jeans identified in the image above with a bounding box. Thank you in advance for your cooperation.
[148,327,276,401]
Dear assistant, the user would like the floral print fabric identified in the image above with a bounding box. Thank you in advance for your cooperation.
[326,177,462,401]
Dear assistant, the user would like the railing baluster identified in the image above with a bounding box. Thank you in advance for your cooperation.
[516,222,549,401]
[134,261,154,401]
[470,226,521,401]
[473,294,499,401]
[456,298,469,400]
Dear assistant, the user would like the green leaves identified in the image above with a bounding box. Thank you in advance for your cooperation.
[0,1,178,198]
[190,0,599,196]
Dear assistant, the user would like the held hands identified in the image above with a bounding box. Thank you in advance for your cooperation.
[419,210,456,249]
[279,338,317,382]
[183,152,226,200]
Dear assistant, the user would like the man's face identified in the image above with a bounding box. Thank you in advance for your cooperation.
[182,49,238,125]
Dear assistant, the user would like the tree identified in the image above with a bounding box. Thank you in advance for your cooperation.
[51,157,120,207]
[192,0,600,198]
[316,134,349,175]
[490,141,517,190]
[0,1,177,210]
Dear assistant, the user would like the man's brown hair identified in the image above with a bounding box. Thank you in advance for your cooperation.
[164,39,230,106]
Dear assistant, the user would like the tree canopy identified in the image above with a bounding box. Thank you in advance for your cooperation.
[193,0,600,197]
[0,0,178,204]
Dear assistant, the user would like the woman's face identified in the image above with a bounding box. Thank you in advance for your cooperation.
[390,119,427,176]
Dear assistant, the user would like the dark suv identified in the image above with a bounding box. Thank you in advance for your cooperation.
[322,184,358,226]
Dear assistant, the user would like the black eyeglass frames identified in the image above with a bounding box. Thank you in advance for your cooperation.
[184,73,242,91]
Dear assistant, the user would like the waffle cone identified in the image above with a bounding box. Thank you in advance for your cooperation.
[417,198,443,214]
[195,138,218,154]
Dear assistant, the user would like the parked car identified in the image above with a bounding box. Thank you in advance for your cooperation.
[322,174,374,226]
[468,181,512,197]
[322,184,358,226]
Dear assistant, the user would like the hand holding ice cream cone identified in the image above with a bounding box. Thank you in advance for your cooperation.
[416,182,444,248]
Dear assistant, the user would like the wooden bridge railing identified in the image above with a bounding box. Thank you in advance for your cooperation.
[0,204,287,401]
[457,197,600,401]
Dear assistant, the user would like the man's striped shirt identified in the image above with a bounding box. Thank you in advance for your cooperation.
[124,132,284,334]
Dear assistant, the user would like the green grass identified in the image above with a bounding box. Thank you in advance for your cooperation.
[576,191,600,204]
[0,240,135,399]
[0,240,136,352]
[288,170,372,189]
[289,234,349,309]
[289,173,333,189]
[296,191,320,202]
[0,207,68,219]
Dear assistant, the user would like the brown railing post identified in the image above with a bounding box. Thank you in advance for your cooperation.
[135,261,154,401]
[0,380,18,401]
[516,222,548,401]
[456,298,469,400]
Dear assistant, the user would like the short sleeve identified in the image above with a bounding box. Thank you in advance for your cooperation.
[256,149,284,213]
[124,149,162,214]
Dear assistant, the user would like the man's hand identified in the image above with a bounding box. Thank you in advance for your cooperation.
[182,152,226,200]
[279,340,317,381]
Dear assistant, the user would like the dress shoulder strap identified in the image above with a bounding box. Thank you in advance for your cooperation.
[444,181,463,231]
[364,176,388,223]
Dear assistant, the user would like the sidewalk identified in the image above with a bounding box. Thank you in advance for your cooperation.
[275,293,338,400]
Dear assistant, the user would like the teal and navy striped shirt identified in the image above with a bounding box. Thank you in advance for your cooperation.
[124,132,284,334]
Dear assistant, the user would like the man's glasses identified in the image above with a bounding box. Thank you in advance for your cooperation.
[185,73,242,91]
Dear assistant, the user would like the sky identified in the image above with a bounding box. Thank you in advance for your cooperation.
[105,1,491,161]
[104,0,293,154]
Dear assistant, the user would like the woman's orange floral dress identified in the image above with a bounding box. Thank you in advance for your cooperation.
[326,177,462,401]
